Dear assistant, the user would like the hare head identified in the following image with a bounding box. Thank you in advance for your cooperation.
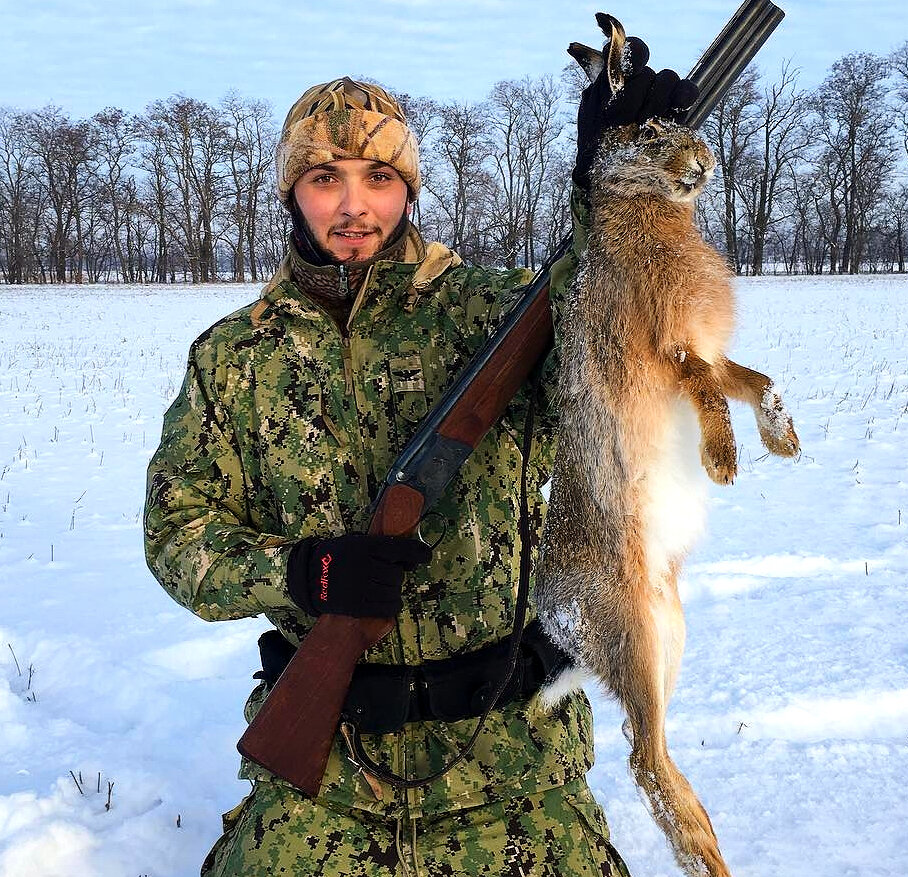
[592,120,716,204]
[570,12,715,204]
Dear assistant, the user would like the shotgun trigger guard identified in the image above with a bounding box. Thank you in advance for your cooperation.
[416,512,447,549]
[397,432,473,511]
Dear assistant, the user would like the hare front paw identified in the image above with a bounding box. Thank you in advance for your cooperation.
[701,436,737,485]
[758,390,800,457]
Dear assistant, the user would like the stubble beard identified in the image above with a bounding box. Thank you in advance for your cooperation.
[328,224,385,263]
[297,210,409,266]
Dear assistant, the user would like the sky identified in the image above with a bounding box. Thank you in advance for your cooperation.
[1,0,906,121]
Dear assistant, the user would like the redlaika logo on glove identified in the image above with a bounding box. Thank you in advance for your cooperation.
[319,553,332,602]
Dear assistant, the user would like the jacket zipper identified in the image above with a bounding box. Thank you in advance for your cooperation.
[338,263,349,300]
[338,261,408,691]
[337,265,354,395]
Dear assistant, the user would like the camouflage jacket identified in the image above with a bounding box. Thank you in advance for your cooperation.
[144,206,590,819]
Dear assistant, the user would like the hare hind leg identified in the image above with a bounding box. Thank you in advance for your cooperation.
[660,560,687,704]
[719,357,799,457]
[611,571,730,877]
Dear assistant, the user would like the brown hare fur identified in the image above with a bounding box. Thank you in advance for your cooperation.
[536,16,799,877]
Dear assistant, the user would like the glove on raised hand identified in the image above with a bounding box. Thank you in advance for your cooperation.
[573,28,699,189]
[287,534,432,618]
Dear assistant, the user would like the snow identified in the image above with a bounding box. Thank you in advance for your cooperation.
[1,275,907,876]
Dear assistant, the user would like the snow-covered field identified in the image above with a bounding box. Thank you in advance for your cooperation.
[0,275,906,877]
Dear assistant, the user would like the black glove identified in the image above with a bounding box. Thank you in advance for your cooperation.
[287,534,432,618]
[573,32,699,189]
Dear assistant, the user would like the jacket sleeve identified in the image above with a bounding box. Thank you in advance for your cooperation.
[143,337,299,622]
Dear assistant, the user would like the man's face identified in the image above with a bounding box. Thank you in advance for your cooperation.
[293,159,410,263]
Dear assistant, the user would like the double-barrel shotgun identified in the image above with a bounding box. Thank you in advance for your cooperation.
[238,0,786,796]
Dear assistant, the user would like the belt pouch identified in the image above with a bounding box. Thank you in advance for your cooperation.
[343,664,414,735]
[421,644,524,721]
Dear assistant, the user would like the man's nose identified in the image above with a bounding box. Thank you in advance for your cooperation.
[339,182,368,216]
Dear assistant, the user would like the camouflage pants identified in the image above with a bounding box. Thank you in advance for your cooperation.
[201,778,631,876]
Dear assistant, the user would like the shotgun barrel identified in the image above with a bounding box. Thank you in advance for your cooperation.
[683,0,785,129]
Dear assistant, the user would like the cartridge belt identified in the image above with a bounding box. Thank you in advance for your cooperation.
[254,618,571,735]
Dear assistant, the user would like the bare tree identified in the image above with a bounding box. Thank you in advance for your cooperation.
[486,80,531,268]
[258,192,288,279]
[92,107,140,281]
[0,108,35,283]
[881,185,908,272]
[891,41,908,159]
[65,122,99,283]
[702,66,760,273]
[888,42,908,273]
[535,145,574,259]
[144,95,227,283]
[422,101,495,263]
[739,63,810,274]
[222,92,276,282]
[139,114,176,282]
[19,107,98,282]
[814,52,894,273]
[517,76,565,269]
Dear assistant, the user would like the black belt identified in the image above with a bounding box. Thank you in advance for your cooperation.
[254,619,571,735]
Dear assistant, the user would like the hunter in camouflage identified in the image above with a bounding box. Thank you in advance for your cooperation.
[143,75,627,875]
[144,59,700,873]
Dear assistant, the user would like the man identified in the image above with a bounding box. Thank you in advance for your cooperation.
[144,32,696,876]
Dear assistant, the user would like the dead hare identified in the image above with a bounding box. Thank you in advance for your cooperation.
[536,14,799,877]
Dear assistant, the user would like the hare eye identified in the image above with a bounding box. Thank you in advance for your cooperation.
[639,125,657,142]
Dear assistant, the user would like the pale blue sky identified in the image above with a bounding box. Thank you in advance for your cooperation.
[2,0,905,119]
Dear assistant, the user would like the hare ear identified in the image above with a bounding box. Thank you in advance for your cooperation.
[595,13,627,95]
[568,42,605,84]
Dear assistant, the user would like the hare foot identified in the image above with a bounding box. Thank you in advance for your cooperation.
[758,389,799,457]
[701,439,737,485]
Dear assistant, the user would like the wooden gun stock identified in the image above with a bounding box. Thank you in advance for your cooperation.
[236,615,394,796]
[238,0,785,796]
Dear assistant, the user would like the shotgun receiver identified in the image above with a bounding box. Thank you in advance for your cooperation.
[237,0,786,796]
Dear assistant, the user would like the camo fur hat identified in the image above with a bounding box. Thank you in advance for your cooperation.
[276,77,421,208]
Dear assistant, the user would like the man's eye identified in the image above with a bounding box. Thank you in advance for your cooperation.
[371,173,391,182]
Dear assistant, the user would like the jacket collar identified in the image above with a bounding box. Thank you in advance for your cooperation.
[253,225,462,328]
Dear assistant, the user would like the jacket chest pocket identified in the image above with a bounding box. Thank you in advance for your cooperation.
[389,353,428,425]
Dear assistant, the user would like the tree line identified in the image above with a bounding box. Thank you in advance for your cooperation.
[700,46,908,275]
[1,42,907,284]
